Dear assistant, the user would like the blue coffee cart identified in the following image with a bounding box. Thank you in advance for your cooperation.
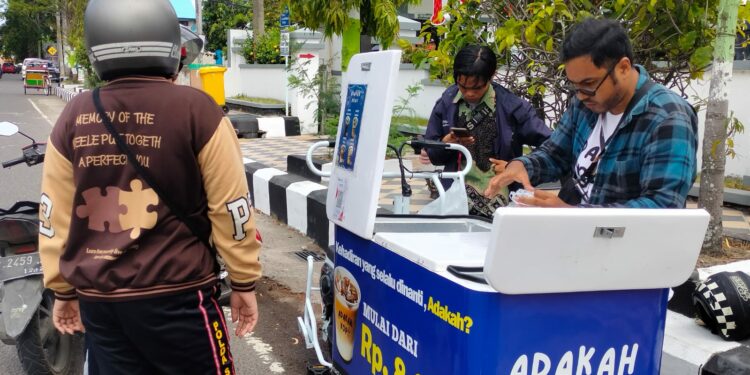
[297,51,709,375]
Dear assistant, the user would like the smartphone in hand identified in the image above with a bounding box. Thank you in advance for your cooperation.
[450,127,471,138]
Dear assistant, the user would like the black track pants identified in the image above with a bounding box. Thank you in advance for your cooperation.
[80,286,235,375]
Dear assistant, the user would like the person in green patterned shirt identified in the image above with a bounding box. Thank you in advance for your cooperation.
[425,45,551,217]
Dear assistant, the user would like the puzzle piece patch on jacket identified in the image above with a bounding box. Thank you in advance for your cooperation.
[75,180,159,238]
[119,179,159,239]
[76,187,126,232]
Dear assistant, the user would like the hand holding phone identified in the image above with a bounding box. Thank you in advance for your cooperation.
[450,127,471,138]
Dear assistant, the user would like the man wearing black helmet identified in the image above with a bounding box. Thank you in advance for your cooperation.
[38,0,261,373]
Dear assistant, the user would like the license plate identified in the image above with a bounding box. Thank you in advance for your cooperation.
[0,253,42,283]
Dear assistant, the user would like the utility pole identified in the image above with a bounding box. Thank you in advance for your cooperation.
[195,0,203,35]
[61,0,70,78]
[700,0,741,254]
[55,8,66,78]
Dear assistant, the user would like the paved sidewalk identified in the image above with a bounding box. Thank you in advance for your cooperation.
[238,135,750,237]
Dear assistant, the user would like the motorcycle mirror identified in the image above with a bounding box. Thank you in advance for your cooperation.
[180,25,204,67]
[0,122,20,137]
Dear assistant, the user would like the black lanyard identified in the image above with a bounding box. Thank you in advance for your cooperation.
[574,80,655,195]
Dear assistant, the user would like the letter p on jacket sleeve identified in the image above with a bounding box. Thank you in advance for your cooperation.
[198,117,262,292]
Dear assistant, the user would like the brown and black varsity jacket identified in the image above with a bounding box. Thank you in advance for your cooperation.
[39,76,262,301]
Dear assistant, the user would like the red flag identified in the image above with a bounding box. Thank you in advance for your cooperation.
[431,0,465,25]
[430,0,444,25]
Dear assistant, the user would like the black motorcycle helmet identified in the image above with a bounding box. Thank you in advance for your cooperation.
[693,271,750,341]
[84,0,181,81]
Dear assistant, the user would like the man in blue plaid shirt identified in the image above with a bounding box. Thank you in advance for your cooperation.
[485,18,698,208]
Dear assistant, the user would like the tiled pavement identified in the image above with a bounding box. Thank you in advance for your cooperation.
[238,135,750,237]
[238,135,434,213]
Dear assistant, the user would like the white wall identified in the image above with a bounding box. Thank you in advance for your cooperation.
[390,66,446,119]
[224,65,287,101]
[682,68,750,178]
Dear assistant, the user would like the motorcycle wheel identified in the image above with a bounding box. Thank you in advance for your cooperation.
[16,290,83,375]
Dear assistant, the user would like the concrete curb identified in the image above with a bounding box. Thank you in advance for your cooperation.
[222,113,304,138]
[689,184,750,207]
[662,311,750,374]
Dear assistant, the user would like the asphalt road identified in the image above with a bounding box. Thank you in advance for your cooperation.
[0,73,61,209]
[0,75,326,374]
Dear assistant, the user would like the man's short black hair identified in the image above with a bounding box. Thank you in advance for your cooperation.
[453,45,497,83]
[561,18,634,68]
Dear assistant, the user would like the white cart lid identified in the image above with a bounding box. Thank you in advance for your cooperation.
[326,51,401,240]
[484,207,710,294]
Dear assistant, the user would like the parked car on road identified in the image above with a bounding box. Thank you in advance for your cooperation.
[46,62,61,83]
[1,62,15,74]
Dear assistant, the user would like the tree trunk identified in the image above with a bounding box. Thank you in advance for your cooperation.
[700,0,740,255]
[252,0,265,39]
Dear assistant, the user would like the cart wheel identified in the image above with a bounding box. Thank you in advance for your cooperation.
[222,105,229,113]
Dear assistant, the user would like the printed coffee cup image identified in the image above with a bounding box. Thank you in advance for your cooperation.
[334,266,361,362]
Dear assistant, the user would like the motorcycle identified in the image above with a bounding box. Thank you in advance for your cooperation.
[0,121,84,374]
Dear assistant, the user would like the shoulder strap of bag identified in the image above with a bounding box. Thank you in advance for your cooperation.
[92,87,212,249]
[464,102,493,131]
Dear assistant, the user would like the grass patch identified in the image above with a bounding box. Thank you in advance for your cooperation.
[725,176,750,191]
[388,117,428,157]
[695,174,750,192]
[232,95,284,105]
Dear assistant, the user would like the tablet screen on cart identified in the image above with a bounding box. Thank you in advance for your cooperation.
[483,207,709,294]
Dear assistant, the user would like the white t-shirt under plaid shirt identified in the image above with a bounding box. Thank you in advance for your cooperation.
[574,112,623,202]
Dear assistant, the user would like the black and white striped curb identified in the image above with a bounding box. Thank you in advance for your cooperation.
[229,114,301,138]
[243,157,331,249]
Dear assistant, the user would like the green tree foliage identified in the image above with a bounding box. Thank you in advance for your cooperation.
[409,0,750,125]
[0,0,57,60]
[285,0,419,49]
[241,27,284,64]
[62,0,98,86]
[202,0,284,53]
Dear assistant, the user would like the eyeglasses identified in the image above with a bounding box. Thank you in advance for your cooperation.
[566,64,616,97]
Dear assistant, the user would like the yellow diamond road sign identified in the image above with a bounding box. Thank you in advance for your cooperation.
[47,46,57,56]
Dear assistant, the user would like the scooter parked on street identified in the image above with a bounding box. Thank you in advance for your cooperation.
[0,121,84,374]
